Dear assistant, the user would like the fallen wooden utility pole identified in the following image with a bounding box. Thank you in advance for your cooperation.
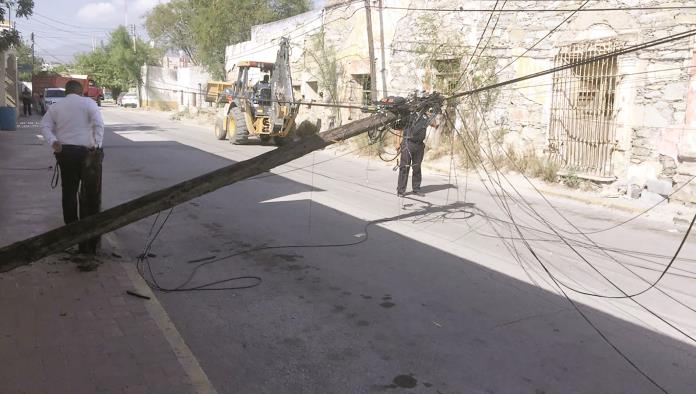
[0,112,396,273]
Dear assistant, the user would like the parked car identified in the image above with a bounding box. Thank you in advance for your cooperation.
[120,93,138,108]
[43,88,66,112]
[116,92,127,106]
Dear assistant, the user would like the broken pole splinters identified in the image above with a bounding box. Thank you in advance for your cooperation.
[0,112,396,272]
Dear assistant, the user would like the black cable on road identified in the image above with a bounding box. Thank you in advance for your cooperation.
[135,200,468,293]
[456,95,696,304]
[451,109,696,351]
[445,116,670,393]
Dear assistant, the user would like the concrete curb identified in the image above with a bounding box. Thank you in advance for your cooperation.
[104,233,219,394]
[534,186,649,215]
[422,161,664,215]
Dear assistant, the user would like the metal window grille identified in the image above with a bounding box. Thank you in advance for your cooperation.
[359,75,372,105]
[432,59,461,94]
[548,41,619,179]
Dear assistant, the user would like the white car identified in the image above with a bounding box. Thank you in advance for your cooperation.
[43,88,66,111]
[120,93,138,108]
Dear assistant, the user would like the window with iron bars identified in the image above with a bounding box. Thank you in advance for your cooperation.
[351,74,372,105]
[432,59,461,94]
[548,40,619,179]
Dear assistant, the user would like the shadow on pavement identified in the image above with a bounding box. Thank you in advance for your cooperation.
[99,130,696,394]
[107,123,159,132]
[418,183,458,194]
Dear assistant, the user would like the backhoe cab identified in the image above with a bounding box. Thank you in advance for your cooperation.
[214,37,299,145]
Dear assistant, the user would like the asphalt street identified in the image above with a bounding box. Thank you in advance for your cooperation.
[93,105,696,393]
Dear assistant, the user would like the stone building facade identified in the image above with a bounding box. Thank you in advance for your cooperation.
[225,0,696,205]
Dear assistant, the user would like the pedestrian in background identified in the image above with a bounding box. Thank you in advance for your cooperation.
[38,93,46,115]
[20,87,32,116]
[41,80,105,254]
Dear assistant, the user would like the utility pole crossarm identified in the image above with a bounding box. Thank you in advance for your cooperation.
[0,112,396,272]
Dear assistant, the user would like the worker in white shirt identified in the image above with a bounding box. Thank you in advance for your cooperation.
[41,80,105,254]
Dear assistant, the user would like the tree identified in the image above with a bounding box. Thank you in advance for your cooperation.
[0,0,33,52]
[72,26,161,98]
[270,0,310,18]
[189,0,272,79]
[144,0,198,64]
[108,27,160,88]
[74,48,118,92]
[305,27,341,124]
[16,40,44,81]
[144,0,310,80]
[47,63,74,75]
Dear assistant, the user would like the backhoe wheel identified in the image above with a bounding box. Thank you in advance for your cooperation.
[273,125,295,146]
[214,115,227,140]
[229,106,249,145]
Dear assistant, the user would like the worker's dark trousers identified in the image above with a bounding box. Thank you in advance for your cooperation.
[55,145,104,253]
[397,140,425,194]
[22,100,31,116]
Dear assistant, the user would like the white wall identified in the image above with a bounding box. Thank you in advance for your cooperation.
[142,65,211,110]
[225,9,323,79]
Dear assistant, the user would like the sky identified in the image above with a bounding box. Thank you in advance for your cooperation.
[14,0,170,64]
[14,0,325,65]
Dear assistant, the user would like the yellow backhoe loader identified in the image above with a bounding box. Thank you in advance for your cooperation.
[214,37,299,145]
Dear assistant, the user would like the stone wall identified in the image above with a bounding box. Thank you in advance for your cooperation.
[224,0,696,205]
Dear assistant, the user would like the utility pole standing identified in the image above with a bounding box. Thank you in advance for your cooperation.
[364,0,377,103]
[378,0,388,98]
[130,24,140,107]
[30,32,35,76]
[130,24,137,52]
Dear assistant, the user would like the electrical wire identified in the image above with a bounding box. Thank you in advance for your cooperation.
[104,8,696,385]
[0,166,52,170]
[461,138,669,390]
[222,1,367,64]
[458,89,696,292]
[382,5,696,12]
[32,12,113,31]
[470,210,696,266]
[135,190,469,294]
[456,0,503,87]
[448,27,696,100]
[449,100,696,343]
[491,0,591,78]
[34,44,70,63]
[446,115,670,392]
[133,139,381,292]
[119,87,687,392]
[136,208,262,292]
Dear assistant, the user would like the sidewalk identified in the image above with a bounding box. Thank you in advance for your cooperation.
[421,154,695,227]
[0,118,211,394]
